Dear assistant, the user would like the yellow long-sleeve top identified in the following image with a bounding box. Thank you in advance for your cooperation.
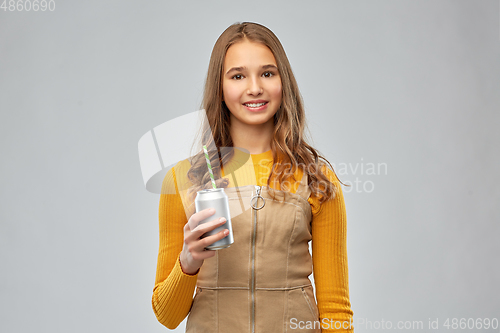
[152,150,354,332]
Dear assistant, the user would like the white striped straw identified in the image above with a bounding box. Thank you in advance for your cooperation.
[203,145,217,189]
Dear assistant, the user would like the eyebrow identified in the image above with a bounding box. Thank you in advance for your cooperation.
[225,64,278,75]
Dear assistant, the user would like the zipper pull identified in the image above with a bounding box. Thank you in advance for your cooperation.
[251,185,265,210]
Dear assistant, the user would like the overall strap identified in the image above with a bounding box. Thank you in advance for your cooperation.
[295,170,311,201]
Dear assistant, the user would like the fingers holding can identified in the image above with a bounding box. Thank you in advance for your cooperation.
[186,207,215,232]
[195,188,233,250]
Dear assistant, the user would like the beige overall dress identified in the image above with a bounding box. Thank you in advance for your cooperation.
[186,172,321,333]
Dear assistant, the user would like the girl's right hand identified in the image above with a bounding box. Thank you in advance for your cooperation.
[179,208,229,275]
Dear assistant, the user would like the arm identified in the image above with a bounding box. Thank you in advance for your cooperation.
[151,168,199,329]
[310,167,354,332]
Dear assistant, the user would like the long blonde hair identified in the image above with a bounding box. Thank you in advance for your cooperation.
[187,22,344,204]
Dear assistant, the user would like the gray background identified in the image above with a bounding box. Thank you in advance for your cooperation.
[1,1,499,332]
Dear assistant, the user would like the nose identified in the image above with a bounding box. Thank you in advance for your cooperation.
[246,76,263,96]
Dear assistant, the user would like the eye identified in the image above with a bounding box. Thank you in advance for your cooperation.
[232,74,243,80]
[262,71,275,78]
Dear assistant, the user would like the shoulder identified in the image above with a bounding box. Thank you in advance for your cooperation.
[318,162,340,183]
[161,159,193,195]
[307,162,343,214]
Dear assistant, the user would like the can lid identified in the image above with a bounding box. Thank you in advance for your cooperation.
[197,188,225,194]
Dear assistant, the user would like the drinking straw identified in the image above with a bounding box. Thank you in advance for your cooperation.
[203,145,217,189]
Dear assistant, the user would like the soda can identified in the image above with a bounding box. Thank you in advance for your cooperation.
[195,188,234,250]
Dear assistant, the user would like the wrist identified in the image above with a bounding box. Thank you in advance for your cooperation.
[179,254,199,276]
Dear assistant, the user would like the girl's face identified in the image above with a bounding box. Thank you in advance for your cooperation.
[222,39,282,129]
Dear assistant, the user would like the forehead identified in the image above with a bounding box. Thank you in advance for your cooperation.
[223,40,277,69]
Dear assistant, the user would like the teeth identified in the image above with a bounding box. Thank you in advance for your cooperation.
[245,102,266,108]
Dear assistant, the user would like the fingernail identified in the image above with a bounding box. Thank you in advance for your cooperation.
[219,217,226,223]
[224,230,229,236]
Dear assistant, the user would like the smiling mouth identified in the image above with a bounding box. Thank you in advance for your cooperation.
[243,102,268,108]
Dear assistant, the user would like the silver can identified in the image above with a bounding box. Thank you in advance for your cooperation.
[195,188,234,250]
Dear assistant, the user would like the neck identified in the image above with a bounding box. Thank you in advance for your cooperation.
[229,116,273,155]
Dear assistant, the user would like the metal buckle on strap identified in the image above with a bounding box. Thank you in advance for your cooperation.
[250,194,265,210]
[251,186,265,210]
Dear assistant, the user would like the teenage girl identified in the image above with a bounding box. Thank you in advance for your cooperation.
[152,22,354,333]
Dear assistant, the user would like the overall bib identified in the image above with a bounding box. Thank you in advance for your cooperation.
[186,172,321,333]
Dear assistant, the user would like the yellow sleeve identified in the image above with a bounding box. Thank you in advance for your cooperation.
[309,166,354,332]
[151,167,199,329]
